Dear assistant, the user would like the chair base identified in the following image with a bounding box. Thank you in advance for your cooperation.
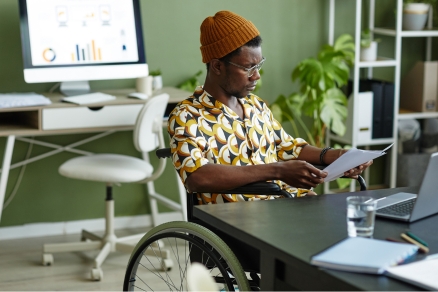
[42,229,148,280]
[42,196,172,281]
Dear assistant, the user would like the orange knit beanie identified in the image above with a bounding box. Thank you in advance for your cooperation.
[200,11,260,63]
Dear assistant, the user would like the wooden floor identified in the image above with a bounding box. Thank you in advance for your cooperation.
[0,227,151,291]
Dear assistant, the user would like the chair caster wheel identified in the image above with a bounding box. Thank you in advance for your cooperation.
[161,259,173,271]
[42,253,54,266]
[91,268,103,281]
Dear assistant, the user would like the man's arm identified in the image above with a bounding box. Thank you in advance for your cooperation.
[185,159,327,193]
[185,146,372,193]
[297,145,343,164]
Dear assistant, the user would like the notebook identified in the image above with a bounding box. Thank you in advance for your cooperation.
[376,152,438,222]
[311,237,419,274]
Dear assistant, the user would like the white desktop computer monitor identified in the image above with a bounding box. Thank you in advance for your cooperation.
[18,0,148,96]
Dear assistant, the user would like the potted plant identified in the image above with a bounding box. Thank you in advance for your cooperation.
[270,34,355,148]
[403,0,437,30]
[360,29,381,62]
[177,70,202,92]
[149,69,163,91]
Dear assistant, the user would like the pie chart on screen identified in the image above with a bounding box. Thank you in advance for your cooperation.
[42,48,56,62]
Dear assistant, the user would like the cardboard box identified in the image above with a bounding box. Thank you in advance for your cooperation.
[400,61,438,112]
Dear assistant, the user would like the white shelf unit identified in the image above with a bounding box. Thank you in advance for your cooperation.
[325,0,438,193]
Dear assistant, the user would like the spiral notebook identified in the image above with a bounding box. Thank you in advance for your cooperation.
[311,237,419,274]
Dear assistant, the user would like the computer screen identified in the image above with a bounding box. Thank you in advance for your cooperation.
[18,0,148,96]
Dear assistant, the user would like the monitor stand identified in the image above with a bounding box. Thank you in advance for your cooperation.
[60,81,91,96]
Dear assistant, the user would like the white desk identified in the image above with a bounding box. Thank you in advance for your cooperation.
[0,87,188,224]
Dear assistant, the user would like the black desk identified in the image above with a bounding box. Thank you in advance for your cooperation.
[194,187,438,291]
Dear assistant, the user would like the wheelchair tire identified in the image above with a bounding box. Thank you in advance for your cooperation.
[123,221,250,291]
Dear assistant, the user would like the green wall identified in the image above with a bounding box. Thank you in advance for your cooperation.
[0,0,360,227]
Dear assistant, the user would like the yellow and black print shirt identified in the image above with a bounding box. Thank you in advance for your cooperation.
[167,86,310,204]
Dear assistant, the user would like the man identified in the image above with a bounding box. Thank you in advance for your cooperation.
[168,10,372,204]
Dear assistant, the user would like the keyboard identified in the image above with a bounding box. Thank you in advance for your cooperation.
[377,198,416,216]
[0,93,51,108]
[61,92,116,105]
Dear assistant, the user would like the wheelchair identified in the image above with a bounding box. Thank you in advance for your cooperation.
[123,148,367,291]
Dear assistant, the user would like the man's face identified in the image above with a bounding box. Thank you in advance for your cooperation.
[220,46,262,98]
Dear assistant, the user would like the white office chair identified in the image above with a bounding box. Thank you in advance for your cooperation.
[42,93,184,280]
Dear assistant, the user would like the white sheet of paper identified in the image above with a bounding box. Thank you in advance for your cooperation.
[323,144,393,182]
[385,257,438,290]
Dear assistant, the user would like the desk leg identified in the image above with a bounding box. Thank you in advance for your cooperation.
[260,251,275,291]
[0,135,15,223]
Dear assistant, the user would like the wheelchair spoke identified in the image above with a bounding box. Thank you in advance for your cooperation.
[164,236,188,290]
[140,245,179,290]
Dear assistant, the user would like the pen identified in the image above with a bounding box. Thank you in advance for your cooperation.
[385,237,405,243]
[406,231,428,247]
[400,233,429,253]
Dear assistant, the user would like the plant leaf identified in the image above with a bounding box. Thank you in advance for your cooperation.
[323,59,350,88]
[319,88,348,136]
[293,59,325,92]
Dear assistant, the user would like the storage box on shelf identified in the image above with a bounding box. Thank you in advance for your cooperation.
[400,61,438,113]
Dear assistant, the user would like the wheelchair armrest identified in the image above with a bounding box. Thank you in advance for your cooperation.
[156,148,172,159]
[222,181,292,198]
[225,181,280,194]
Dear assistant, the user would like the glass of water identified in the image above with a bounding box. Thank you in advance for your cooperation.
[346,196,377,237]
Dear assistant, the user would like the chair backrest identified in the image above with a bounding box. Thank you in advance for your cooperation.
[133,93,170,153]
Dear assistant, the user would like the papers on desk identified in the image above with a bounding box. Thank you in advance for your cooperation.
[61,92,116,105]
[385,257,438,290]
[0,92,51,108]
[323,144,393,181]
[310,237,418,274]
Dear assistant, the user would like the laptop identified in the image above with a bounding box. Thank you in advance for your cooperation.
[376,152,438,222]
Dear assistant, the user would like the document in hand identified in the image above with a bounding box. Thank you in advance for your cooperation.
[323,144,393,181]
[310,237,418,274]
[385,257,438,290]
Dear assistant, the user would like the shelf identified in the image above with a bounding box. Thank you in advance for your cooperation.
[398,109,438,120]
[358,57,397,68]
[328,133,394,147]
[374,27,438,37]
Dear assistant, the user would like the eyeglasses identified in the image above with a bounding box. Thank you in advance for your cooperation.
[226,57,265,77]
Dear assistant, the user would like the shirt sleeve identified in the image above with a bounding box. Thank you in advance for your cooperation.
[167,103,209,185]
[264,101,308,161]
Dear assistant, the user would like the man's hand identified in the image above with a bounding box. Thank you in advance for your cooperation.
[342,160,373,179]
[278,160,327,189]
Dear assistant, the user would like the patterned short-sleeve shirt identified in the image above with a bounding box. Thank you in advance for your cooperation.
[167,86,310,204]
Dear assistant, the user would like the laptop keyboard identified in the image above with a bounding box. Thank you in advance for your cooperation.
[377,198,416,216]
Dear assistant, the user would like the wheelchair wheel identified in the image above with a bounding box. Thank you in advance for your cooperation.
[123,221,250,291]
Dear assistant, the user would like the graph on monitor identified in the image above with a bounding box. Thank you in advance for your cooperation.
[19,0,148,96]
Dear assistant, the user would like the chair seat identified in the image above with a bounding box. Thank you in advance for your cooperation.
[59,154,153,183]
